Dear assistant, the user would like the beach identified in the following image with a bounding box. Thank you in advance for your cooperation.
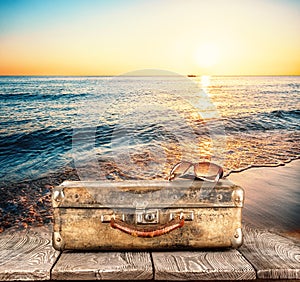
[1,160,299,242]
[0,75,299,239]
[0,166,79,233]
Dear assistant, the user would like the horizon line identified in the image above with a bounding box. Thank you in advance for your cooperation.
[0,74,300,77]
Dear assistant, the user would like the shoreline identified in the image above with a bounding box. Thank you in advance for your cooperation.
[1,159,299,239]
[224,156,300,177]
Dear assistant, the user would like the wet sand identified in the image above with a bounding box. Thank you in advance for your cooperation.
[228,159,300,241]
[0,166,80,233]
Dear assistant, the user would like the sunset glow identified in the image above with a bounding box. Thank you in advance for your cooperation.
[195,43,220,69]
[0,0,299,76]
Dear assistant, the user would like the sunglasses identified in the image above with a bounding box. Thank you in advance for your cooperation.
[168,161,224,182]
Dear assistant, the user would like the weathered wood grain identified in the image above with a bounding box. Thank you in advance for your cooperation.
[152,250,256,280]
[240,224,300,280]
[51,251,153,280]
[0,230,60,281]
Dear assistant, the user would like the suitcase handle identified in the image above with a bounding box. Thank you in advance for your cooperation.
[110,217,184,238]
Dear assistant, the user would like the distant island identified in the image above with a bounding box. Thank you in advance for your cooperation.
[187,74,197,77]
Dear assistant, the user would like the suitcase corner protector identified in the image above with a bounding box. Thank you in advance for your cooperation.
[232,186,244,207]
[52,231,65,251]
[231,227,243,248]
[52,187,65,208]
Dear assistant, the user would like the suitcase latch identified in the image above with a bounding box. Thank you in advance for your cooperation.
[100,210,159,224]
[169,211,194,221]
[135,209,159,224]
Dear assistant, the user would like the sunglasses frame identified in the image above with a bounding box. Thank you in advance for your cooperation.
[168,161,224,182]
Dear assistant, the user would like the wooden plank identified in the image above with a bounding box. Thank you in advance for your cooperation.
[0,229,60,281]
[51,251,153,280]
[239,224,300,280]
[152,250,256,280]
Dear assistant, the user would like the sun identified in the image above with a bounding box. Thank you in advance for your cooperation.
[195,43,220,68]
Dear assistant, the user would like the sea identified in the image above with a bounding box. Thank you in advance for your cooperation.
[0,74,299,186]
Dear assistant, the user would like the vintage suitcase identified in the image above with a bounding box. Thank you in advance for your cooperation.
[52,178,244,251]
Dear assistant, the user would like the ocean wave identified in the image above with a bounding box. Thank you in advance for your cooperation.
[0,127,73,182]
[223,109,300,132]
[0,92,93,102]
[0,127,72,150]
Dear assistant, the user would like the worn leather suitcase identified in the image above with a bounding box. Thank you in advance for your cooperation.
[52,178,244,251]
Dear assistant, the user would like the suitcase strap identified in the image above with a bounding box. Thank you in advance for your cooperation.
[110,217,184,238]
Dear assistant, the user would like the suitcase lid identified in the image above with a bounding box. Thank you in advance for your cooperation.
[52,178,244,209]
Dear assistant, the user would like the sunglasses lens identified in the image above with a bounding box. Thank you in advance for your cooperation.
[169,162,192,180]
[194,162,223,181]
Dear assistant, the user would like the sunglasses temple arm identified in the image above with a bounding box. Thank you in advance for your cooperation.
[214,167,223,182]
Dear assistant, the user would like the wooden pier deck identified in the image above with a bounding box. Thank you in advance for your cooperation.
[0,223,299,281]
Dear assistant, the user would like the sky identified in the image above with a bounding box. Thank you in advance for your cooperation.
[0,0,299,76]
